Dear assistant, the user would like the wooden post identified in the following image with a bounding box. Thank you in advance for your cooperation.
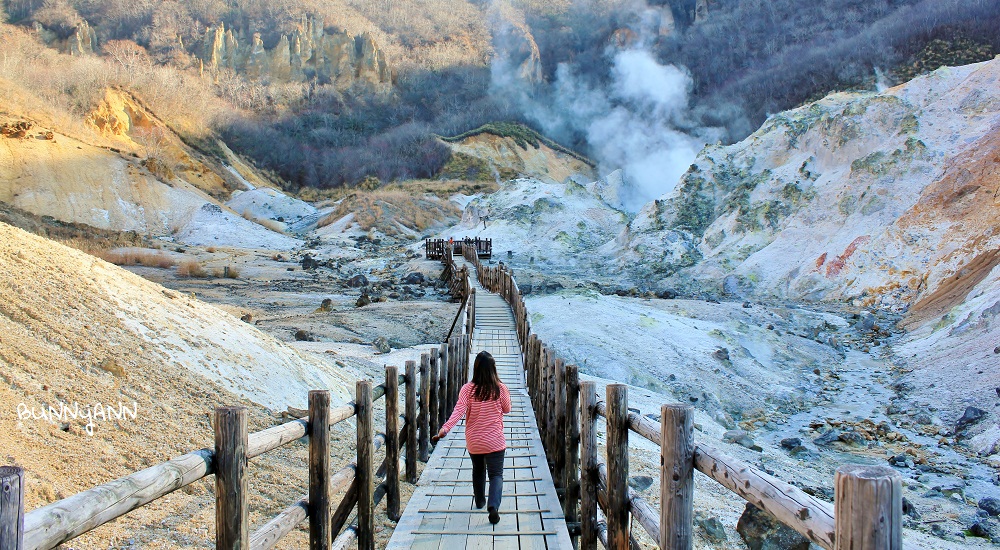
[553,359,567,490]
[542,347,552,447]
[429,349,440,440]
[564,365,581,539]
[580,382,598,550]
[547,354,558,456]
[356,381,374,550]
[0,466,24,550]
[660,404,694,550]
[308,391,332,550]
[462,335,470,384]
[419,353,431,462]
[439,342,449,423]
[835,465,902,550]
[526,335,537,402]
[405,360,418,483]
[606,384,629,550]
[215,406,249,549]
[385,367,401,521]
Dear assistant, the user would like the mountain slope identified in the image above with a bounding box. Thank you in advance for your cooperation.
[621,57,1000,315]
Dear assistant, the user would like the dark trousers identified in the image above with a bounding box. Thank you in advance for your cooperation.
[470,449,505,509]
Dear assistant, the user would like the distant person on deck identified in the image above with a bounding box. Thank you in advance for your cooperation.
[433,351,512,524]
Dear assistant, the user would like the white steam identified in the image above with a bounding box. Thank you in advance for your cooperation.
[491,21,721,212]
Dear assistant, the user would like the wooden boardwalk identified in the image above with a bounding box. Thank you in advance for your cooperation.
[386,263,573,550]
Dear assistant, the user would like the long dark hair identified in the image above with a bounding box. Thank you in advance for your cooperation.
[471,351,501,401]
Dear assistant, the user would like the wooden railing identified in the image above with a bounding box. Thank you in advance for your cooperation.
[425,237,492,261]
[0,272,477,550]
[461,244,903,550]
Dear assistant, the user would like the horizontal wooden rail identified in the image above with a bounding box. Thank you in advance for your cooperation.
[331,457,405,550]
[248,419,406,550]
[22,448,215,550]
[596,462,659,543]
[594,397,836,549]
[22,377,406,550]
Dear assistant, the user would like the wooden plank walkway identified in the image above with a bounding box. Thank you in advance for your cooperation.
[386,262,573,550]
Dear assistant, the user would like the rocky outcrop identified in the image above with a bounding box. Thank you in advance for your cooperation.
[33,19,97,55]
[198,17,392,90]
[619,57,1000,315]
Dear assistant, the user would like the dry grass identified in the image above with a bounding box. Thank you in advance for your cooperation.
[176,260,208,278]
[382,178,500,198]
[240,211,286,234]
[212,265,241,279]
[102,249,176,268]
[316,190,461,236]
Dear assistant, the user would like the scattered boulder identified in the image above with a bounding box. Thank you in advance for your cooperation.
[372,336,391,354]
[979,497,1000,516]
[697,516,728,543]
[902,497,920,519]
[301,254,318,270]
[838,431,866,447]
[356,292,372,308]
[855,311,876,332]
[402,272,425,285]
[723,430,757,450]
[968,521,992,538]
[1,121,32,138]
[294,329,314,342]
[779,437,801,450]
[628,476,654,492]
[955,406,988,435]
[655,289,676,299]
[347,274,370,288]
[712,348,731,362]
[813,429,841,446]
[736,503,810,550]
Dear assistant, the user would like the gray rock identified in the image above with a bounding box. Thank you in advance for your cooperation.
[401,272,424,285]
[979,497,1000,516]
[838,431,866,447]
[969,521,992,538]
[628,475,654,492]
[372,336,391,354]
[956,406,988,435]
[346,274,369,288]
[713,348,731,362]
[724,430,757,450]
[294,329,314,342]
[915,413,933,425]
[779,437,801,450]
[697,516,728,543]
[736,503,810,550]
[902,497,920,519]
[813,429,841,446]
[855,311,876,332]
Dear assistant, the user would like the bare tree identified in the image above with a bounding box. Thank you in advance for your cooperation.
[103,39,152,84]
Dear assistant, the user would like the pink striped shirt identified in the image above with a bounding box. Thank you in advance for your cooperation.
[440,382,512,454]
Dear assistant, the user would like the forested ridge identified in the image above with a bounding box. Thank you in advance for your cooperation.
[2,0,997,190]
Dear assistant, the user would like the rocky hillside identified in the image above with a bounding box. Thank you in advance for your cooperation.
[196,17,391,89]
[0,222,359,545]
[0,88,303,249]
[620,56,1000,315]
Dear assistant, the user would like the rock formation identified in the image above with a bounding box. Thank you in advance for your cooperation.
[33,19,97,56]
[197,17,392,90]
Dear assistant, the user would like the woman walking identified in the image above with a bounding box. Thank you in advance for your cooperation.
[433,350,512,524]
